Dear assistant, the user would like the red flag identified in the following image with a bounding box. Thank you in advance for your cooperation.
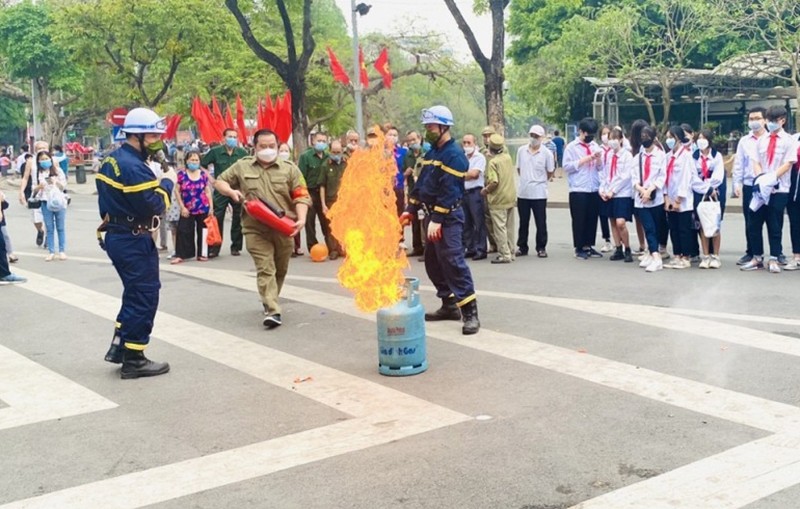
[211,96,225,135]
[275,91,292,144]
[236,94,247,144]
[161,114,182,140]
[327,47,351,86]
[256,101,264,130]
[224,103,235,130]
[373,48,392,89]
[359,46,369,89]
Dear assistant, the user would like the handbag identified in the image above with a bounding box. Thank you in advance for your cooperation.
[639,153,657,201]
[45,185,67,212]
[27,198,41,209]
[696,192,721,237]
[204,215,222,246]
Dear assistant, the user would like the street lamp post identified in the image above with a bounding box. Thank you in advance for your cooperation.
[350,1,369,142]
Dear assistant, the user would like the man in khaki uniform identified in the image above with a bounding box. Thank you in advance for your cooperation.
[482,134,517,264]
[214,129,311,329]
[480,126,497,252]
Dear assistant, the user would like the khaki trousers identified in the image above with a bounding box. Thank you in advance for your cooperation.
[490,207,516,261]
[245,229,293,314]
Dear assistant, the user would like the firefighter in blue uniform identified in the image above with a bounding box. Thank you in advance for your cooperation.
[97,108,175,379]
[401,105,480,335]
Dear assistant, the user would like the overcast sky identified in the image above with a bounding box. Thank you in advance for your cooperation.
[332,0,496,61]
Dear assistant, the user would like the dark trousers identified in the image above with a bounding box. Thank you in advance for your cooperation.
[0,223,9,278]
[568,191,599,250]
[305,188,330,251]
[176,214,206,259]
[788,197,800,254]
[462,188,487,256]
[106,230,160,348]
[742,185,754,256]
[635,206,662,255]
[211,191,242,256]
[748,193,789,258]
[667,210,694,257]
[423,208,476,303]
[322,197,341,253]
[656,207,669,248]
[517,198,547,253]
[411,215,424,252]
[598,212,610,241]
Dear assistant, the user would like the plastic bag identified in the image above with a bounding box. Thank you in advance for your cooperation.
[696,198,721,238]
[45,185,67,212]
[204,215,222,246]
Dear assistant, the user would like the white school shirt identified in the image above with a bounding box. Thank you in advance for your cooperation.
[563,139,601,192]
[464,151,486,190]
[664,146,695,212]
[756,129,798,194]
[631,147,666,208]
[601,148,633,198]
[516,144,554,200]
[732,131,764,189]
[33,168,67,200]
[691,149,725,195]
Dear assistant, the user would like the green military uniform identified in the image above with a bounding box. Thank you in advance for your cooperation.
[217,156,312,315]
[403,148,426,254]
[297,148,329,251]
[201,144,249,255]
[320,157,347,255]
[485,135,517,263]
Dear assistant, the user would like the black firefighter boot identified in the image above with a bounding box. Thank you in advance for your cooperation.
[104,329,124,364]
[461,300,480,335]
[425,296,461,321]
[120,348,170,380]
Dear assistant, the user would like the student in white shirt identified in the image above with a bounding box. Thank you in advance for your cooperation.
[663,125,696,269]
[462,134,488,260]
[632,126,666,272]
[785,133,800,271]
[629,120,650,254]
[563,117,603,260]
[741,105,799,273]
[732,107,767,265]
[600,127,634,262]
[692,129,726,269]
[597,125,614,252]
[516,124,554,257]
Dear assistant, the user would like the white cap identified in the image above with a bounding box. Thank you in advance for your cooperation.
[529,125,546,137]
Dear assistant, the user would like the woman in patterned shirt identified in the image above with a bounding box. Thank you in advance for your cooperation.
[171,149,213,264]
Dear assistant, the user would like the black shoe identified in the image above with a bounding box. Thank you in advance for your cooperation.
[778,254,788,266]
[587,247,603,258]
[263,314,282,329]
[409,248,424,256]
[609,246,624,261]
[515,249,528,256]
[537,250,548,258]
[465,251,477,258]
[575,249,589,260]
[461,300,480,335]
[36,230,43,247]
[417,256,425,262]
[472,253,487,260]
[104,331,123,364]
[120,349,170,379]
[736,253,753,265]
[425,297,461,321]
[491,256,511,264]
[231,250,241,256]
[208,252,219,259]
[624,248,634,263]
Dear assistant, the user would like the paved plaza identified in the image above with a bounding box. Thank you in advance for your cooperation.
[1,181,799,509]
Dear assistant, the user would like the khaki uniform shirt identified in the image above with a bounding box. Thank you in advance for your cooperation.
[217,156,312,234]
[321,158,347,201]
[485,151,516,210]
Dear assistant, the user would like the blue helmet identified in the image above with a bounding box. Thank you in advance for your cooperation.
[420,105,455,126]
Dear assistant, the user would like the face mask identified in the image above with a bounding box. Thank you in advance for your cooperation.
[608,139,621,151]
[422,141,432,152]
[225,137,238,148]
[697,139,709,151]
[279,151,291,160]
[641,139,654,149]
[767,121,781,133]
[464,146,475,155]
[330,154,342,163]
[530,138,541,148]
[601,134,609,145]
[424,129,441,145]
[146,139,165,155]
[187,162,200,171]
[583,134,594,143]
[314,142,328,152]
[40,160,52,169]
[410,143,421,151]
[256,148,278,163]
[665,138,676,150]
[748,120,764,132]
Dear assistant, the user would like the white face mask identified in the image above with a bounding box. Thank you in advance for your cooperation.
[347,142,358,151]
[697,139,709,151]
[256,148,278,163]
[529,137,541,148]
[601,134,609,145]
[463,145,475,155]
[279,151,291,160]
[608,139,621,151]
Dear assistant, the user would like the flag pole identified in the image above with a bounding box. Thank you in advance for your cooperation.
[350,0,364,143]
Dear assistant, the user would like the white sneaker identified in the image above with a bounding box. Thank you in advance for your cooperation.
[709,255,721,269]
[784,259,800,271]
[645,258,663,272]
[673,258,690,269]
[600,241,613,253]
[639,254,653,268]
[699,256,711,269]
[45,253,55,262]
[58,252,67,261]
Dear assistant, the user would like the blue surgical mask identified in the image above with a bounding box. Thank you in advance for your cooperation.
[767,121,781,133]
[410,143,421,151]
[665,138,676,150]
[40,160,52,169]
[330,154,342,163]
[225,137,238,148]
[422,141,432,152]
[315,142,328,152]
[187,162,200,171]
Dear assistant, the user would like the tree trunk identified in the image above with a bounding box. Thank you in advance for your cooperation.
[485,66,505,135]
[290,76,309,154]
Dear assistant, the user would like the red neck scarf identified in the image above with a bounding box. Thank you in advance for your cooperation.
[767,132,779,167]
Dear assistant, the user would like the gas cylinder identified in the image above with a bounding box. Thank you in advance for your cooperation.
[376,277,428,376]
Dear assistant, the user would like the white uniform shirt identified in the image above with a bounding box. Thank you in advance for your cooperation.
[631,147,666,208]
[691,150,725,195]
[756,129,798,194]
[516,144,554,200]
[732,131,764,189]
[563,139,602,192]
[601,148,633,198]
[464,151,486,190]
[664,146,695,212]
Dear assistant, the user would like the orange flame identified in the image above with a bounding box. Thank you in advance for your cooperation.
[328,128,408,311]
